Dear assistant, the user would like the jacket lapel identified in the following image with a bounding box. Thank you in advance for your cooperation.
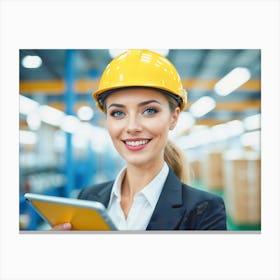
[89,170,185,230]
[87,182,113,207]
[146,169,185,230]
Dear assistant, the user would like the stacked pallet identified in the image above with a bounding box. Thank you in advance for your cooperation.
[201,151,224,191]
[223,151,261,225]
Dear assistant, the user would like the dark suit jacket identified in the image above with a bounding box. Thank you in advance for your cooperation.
[78,169,227,230]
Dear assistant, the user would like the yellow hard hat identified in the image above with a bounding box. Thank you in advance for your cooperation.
[92,49,187,112]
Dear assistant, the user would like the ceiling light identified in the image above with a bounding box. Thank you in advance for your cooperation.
[210,123,229,141]
[214,67,251,96]
[175,126,211,149]
[40,105,65,126]
[169,112,195,139]
[226,120,244,137]
[243,114,261,130]
[20,130,37,145]
[210,120,244,142]
[178,127,212,149]
[27,109,41,131]
[60,115,80,133]
[22,55,42,68]
[189,125,208,133]
[19,95,39,115]
[241,130,261,148]
[189,96,216,118]
[77,106,94,121]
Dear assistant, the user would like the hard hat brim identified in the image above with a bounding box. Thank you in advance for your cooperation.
[93,86,185,112]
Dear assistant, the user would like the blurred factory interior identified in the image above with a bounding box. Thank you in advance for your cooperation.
[19,49,261,230]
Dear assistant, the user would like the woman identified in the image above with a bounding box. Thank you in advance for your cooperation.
[54,49,227,230]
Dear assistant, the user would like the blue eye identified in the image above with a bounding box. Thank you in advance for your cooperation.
[110,111,125,118]
[144,108,157,115]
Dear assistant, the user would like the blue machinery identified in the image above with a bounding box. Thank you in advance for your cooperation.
[19,50,78,229]
[19,50,121,230]
[64,50,76,198]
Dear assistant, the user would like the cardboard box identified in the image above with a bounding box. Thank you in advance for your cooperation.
[223,151,261,225]
[190,160,202,181]
[202,151,224,191]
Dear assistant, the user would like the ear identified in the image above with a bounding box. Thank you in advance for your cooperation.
[169,107,180,130]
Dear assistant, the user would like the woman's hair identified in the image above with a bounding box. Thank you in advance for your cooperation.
[164,140,191,184]
[164,94,191,184]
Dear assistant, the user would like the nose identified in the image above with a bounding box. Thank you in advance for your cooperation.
[126,114,142,134]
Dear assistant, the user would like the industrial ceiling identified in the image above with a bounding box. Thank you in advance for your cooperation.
[19,49,261,129]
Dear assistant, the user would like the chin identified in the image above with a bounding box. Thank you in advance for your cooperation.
[125,157,149,167]
[124,154,162,168]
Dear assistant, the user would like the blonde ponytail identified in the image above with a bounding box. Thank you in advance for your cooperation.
[164,140,191,184]
[161,93,192,184]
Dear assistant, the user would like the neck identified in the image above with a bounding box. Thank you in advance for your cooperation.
[121,160,165,198]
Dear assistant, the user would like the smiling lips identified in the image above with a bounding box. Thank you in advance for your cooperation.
[122,139,151,151]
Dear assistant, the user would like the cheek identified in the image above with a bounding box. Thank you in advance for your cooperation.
[106,120,124,141]
[145,117,170,136]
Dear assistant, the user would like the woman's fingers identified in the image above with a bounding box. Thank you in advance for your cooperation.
[51,222,72,231]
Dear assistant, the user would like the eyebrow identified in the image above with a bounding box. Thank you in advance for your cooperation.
[107,100,162,109]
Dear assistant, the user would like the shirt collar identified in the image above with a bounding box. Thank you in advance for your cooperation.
[109,166,126,203]
[139,162,169,208]
[108,162,169,209]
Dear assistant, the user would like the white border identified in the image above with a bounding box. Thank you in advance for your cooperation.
[1,1,279,279]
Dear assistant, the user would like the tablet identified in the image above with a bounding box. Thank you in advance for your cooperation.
[24,193,117,231]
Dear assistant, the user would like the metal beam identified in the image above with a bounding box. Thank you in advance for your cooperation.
[214,100,260,111]
[195,119,236,126]
[44,102,90,112]
[20,78,261,94]
[182,79,260,91]
[64,50,76,197]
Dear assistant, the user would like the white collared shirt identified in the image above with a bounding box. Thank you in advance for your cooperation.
[107,162,169,230]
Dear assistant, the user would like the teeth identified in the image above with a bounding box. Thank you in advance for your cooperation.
[125,140,149,147]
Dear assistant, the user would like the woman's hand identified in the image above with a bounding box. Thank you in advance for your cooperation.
[51,222,72,231]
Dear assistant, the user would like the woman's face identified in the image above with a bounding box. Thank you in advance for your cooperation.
[105,88,180,168]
